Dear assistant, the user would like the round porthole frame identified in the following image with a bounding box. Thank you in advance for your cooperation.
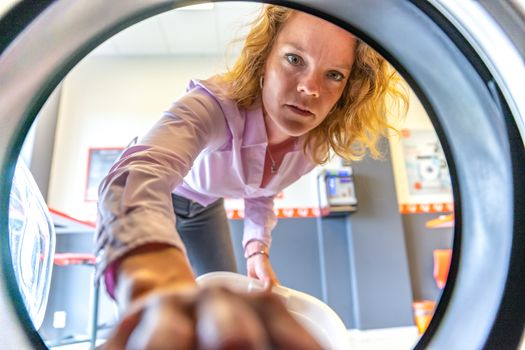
[0,1,523,349]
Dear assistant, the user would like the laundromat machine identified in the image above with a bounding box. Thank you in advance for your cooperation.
[0,1,524,349]
[317,168,358,215]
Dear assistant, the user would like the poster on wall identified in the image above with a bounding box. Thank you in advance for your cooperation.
[401,129,452,197]
[85,148,123,201]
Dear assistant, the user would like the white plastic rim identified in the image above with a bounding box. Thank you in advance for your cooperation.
[197,271,351,350]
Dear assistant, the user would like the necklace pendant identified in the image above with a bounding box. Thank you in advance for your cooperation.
[271,165,277,174]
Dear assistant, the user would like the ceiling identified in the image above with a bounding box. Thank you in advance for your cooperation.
[89,2,263,57]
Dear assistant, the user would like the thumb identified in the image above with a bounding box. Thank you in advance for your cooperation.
[101,309,142,349]
[260,265,280,291]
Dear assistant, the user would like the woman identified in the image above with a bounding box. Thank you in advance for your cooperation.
[98,5,406,349]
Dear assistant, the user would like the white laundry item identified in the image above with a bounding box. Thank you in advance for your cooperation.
[197,271,350,350]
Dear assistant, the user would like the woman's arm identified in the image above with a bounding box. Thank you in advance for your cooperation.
[113,244,196,311]
[96,85,228,295]
[243,196,280,286]
[242,196,277,248]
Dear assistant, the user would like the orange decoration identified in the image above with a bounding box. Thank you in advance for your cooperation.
[433,249,452,289]
[412,300,436,334]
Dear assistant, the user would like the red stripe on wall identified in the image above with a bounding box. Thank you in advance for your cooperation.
[399,203,454,214]
[226,207,331,220]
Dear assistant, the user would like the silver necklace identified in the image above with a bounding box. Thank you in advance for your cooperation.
[267,147,278,174]
[263,109,278,174]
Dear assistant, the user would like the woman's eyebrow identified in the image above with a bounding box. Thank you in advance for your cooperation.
[282,42,352,71]
[281,42,305,52]
[282,42,353,71]
[332,64,352,72]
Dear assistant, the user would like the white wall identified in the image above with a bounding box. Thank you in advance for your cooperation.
[47,55,226,221]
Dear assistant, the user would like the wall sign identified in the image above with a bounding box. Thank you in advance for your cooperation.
[401,129,452,197]
[85,148,123,201]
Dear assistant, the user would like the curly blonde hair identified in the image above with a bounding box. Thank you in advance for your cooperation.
[220,5,408,164]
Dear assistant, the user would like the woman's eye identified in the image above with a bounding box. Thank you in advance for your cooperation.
[285,53,303,66]
[327,71,345,82]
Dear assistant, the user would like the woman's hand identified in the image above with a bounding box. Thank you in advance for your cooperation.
[102,286,322,350]
[246,253,279,289]
[244,240,279,289]
[101,244,322,349]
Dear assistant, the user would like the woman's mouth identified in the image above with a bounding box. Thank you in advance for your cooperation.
[285,104,314,117]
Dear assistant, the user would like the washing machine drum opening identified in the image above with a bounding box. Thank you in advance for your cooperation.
[0,1,523,349]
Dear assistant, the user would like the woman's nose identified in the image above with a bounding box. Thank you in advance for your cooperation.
[297,72,320,98]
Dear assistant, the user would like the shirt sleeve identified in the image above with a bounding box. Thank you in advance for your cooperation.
[95,85,227,280]
[242,196,277,249]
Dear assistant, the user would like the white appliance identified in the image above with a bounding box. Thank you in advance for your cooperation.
[8,159,55,330]
[317,168,358,215]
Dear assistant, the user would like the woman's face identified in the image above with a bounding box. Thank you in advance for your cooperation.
[262,11,357,142]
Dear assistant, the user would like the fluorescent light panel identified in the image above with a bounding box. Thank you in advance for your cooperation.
[180,3,214,11]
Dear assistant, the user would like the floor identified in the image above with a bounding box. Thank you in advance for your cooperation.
[49,326,525,350]
[348,327,420,350]
[47,326,419,350]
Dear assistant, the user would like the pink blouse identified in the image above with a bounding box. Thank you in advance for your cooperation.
[95,78,316,283]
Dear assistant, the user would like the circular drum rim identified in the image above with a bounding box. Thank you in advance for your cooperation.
[0,1,523,349]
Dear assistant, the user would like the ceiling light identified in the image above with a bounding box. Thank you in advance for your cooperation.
[179,3,214,11]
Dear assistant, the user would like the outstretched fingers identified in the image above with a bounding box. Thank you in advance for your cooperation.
[195,287,269,350]
[101,308,142,350]
[250,293,323,350]
[103,291,196,350]
[101,286,322,350]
